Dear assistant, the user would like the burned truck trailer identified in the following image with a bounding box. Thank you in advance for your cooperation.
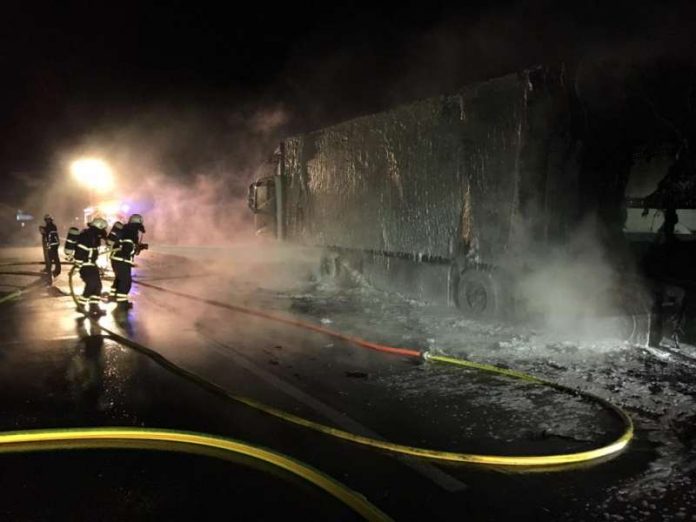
[250,67,589,319]
[253,71,696,351]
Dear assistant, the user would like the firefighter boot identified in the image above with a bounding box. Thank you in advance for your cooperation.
[89,303,106,317]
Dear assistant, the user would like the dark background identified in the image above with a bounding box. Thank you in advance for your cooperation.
[1,0,695,203]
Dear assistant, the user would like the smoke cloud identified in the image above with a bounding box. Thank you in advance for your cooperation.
[515,219,630,340]
[9,103,290,248]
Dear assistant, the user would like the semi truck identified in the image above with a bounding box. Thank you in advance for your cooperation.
[248,65,696,346]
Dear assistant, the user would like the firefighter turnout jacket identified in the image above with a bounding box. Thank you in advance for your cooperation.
[41,222,60,248]
[74,226,103,268]
[110,222,143,265]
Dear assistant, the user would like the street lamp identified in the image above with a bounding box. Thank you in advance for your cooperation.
[70,158,115,206]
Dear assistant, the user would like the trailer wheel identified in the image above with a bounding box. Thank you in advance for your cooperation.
[455,270,501,319]
[608,284,654,347]
[319,252,340,278]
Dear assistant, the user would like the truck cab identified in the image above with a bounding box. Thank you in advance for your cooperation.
[248,145,286,239]
[247,176,277,237]
[622,152,696,345]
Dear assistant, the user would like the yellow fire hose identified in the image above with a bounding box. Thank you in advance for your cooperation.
[127,277,634,467]
[0,254,639,519]
[1,260,634,469]
[0,268,390,521]
[0,427,391,521]
[61,260,633,468]
[1,260,634,471]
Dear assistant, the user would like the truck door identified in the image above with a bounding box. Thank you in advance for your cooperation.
[248,178,277,237]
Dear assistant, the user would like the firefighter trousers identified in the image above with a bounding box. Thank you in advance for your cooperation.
[78,266,102,309]
[110,260,119,299]
[45,246,61,277]
[112,260,132,304]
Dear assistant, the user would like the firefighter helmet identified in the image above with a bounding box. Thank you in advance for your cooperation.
[90,217,108,230]
[128,214,143,224]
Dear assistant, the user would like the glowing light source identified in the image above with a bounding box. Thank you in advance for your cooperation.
[70,158,114,193]
[99,200,121,216]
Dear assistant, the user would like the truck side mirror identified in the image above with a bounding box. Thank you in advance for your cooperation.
[247,179,275,214]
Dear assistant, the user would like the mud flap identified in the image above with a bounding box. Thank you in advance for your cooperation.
[614,285,654,347]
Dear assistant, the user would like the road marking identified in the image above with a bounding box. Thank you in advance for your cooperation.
[0,335,79,347]
[198,329,468,493]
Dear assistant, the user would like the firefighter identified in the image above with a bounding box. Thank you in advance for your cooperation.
[110,214,146,312]
[39,214,61,279]
[74,217,108,317]
[106,221,124,302]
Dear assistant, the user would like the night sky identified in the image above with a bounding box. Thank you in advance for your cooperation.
[1,0,694,200]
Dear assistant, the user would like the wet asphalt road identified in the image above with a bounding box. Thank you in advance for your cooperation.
[0,246,681,521]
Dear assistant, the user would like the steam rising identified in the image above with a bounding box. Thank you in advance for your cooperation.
[139,173,252,245]
[516,219,631,341]
[5,105,289,247]
[4,3,691,349]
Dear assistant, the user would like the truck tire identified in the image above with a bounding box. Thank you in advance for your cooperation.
[609,284,655,347]
[455,269,501,319]
[319,251,360,288]
[319,252,341,278]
